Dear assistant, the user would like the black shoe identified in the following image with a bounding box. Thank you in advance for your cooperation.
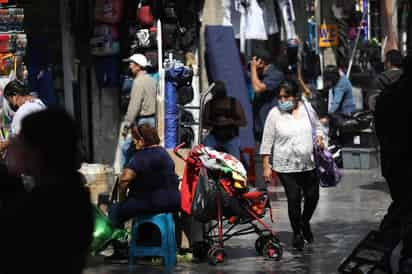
[104,240,129,264]
[302,223,314,244]
[292,233,305,250]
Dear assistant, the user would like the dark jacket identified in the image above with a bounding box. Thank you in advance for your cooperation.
[374,69,408,176]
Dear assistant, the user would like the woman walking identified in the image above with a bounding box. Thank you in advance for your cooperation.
[260,79,324,250]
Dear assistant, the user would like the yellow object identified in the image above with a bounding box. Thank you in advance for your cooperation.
[232,171,246,183]
[319,24,339,48]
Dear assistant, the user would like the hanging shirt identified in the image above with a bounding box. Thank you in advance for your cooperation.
[222,0,279,40]
[277,0,297,40]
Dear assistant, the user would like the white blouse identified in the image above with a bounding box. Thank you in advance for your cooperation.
[260,102,323,173]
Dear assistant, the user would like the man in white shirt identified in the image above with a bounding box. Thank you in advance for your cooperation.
[0,80,46,153]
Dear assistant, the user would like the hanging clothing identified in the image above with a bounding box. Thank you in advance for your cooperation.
[277,0,297,41]
[222,0,279,40]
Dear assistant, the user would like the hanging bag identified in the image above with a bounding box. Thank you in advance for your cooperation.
[95,0,124,24]
[137,2,154,27]
[191,168,218,223]
[303,102,342,187]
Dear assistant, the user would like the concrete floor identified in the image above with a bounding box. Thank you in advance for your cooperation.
[85,169,391,274]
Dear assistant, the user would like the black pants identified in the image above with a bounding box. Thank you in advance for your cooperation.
[380,168,412,260]
[278,170,320,235]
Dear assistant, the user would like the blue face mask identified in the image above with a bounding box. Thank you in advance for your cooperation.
[278,100,295,112]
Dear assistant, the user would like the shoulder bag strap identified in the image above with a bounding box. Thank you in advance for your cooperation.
[302,101,316,139]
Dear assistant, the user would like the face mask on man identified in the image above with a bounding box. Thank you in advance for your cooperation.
[278,100,295,112]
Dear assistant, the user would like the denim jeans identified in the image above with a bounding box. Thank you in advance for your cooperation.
[203,134,241,159]
[121,116,156,168]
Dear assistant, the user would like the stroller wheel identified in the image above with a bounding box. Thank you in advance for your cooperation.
[255,235,268,255]
[208,247,225,265]
[192,241,210,260]
[255,233,278,255]
[263,241,283,261]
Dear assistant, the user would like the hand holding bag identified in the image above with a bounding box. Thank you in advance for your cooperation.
[303,102,342,187]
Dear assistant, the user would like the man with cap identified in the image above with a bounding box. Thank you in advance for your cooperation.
[121,54,157,167]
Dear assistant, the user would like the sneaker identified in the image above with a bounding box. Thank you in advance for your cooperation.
[302,223,314,244]
[292,234,305,250]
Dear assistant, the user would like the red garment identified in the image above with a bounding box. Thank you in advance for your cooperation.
[180,162,199,215]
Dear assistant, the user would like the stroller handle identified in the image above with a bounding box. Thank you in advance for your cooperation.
[174,142,187,160]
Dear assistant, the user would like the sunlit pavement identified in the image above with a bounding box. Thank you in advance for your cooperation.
[85,169,390,274]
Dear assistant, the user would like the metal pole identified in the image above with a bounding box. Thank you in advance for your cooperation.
[198,83,216,145]
[60,0,75,116]
[157,19,165,146]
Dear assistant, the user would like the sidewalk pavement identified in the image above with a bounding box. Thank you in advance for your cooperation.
[85,169,390,274]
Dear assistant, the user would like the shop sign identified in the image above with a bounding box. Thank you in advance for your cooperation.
[319,24,339,48]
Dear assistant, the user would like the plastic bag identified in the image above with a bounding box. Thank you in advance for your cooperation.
[191,170,217,223]
[90,205,129,255]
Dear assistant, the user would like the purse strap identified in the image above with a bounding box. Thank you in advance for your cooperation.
[302,100,317,140]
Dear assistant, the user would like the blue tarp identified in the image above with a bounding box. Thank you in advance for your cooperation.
[205,26,254,149]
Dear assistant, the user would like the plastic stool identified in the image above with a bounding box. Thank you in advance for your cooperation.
[129,213,177,267]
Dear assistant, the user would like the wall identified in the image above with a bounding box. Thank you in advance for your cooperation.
[90,68,121,165]
[200,0,224,91]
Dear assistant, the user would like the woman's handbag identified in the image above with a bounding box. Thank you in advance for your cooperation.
[303,102,342,187]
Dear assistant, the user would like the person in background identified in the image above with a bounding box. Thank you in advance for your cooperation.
[323,65,355,115]
[323,65,355,143]
[260,79,324,250]
[0,108,93,274]
[106,124,181,263]
[0,80,45,153]
[250,50,286,141]
[121,54,157,167]
[374,51,412,273]
[202,80,247,159]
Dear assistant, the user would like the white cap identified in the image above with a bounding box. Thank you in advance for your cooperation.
[127,54,148,68]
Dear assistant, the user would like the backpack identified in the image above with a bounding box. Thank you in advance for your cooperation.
[162,23,179,50]
[135,28,156,49]
[91,24,120,56]
[163,3,178,23]
[144,50,158,70]
[137,4,154,27]
[176,85,194,106]
[179,26,197,51]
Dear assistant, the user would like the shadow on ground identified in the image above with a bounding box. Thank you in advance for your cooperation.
[359,181,389,194]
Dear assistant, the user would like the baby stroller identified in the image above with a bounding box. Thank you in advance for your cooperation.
[176,144,282,265]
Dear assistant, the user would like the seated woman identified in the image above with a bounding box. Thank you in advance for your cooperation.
[106,123,181,262]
